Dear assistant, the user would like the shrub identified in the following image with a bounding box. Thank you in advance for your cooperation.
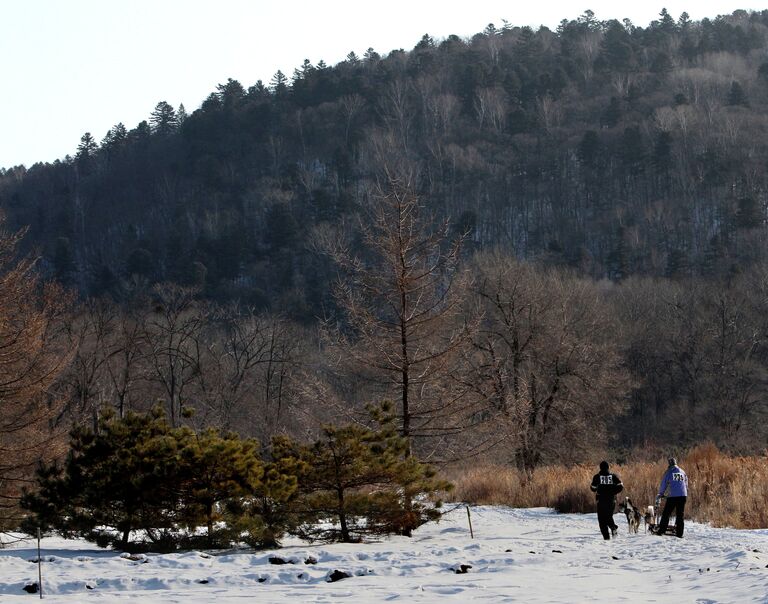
[22,408,184,550]
[22,408,266,551]
[22,404,453,550]
[282,404,451,543]
[227,454,302,548]
[553,485,596,514]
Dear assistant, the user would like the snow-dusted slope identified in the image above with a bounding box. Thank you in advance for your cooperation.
[1,507,766,602]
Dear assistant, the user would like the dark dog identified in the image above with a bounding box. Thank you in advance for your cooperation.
[617,497,642,534]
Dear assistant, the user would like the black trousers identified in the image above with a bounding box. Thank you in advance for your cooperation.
[597,498,618,540]
[657,496,686,537]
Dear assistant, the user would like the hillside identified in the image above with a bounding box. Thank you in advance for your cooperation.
[3,10,768,313]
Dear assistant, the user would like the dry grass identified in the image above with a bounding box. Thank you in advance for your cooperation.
[446,444,768,529]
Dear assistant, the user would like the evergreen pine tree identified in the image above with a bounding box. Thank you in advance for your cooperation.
[176,428,264,546]
[284,403,450,543]
[149,101,178,135]
[727,81,749,107]
[176,103,188,125]
[270,70,288,96]
[232,441,303,548]
[75,132,98,174]
[22,408,183,550]
[76,132,98,160]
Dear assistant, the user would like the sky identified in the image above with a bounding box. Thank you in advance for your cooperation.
[0,1,758,169]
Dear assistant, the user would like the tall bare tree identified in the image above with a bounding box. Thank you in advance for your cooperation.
[468,253,628,474]
[103,303,148,418]
[195,308,303,438]
[58,298,118,428]
[143,284,205,427]
[615,275,768,451]
[324,171,476,458]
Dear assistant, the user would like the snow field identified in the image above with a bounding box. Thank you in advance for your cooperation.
[1,506,767,602]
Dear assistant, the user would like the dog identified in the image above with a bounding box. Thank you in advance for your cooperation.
[617,497,642,534]
[644,505,657,533]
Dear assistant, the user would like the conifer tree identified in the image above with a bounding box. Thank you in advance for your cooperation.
[149,101,178,135]
[177,428,263,545]
[22,406,316,551]
[270,70,288,96]
[216,78,246,108]
[231,445,303,547]
[176,104,188,125]
[22,408,183,550]
[76,132,98,160]
[281,403,450,543]
[101,123,127,149]
[363,47,380,62]
[727,81,749,107]
[75,132,98,174]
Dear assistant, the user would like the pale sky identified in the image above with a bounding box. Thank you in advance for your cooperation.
[0,1,757,169]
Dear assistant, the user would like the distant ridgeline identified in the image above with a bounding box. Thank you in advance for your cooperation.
[2,9,768,316]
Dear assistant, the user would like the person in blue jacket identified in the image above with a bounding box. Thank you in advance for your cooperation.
[655,457,688,538]
[590,461,623,540]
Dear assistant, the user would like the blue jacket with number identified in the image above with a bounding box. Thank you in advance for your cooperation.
[658,465,688,498]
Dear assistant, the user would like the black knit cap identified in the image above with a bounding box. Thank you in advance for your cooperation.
[668,457,677,467]
[599,460,609,472]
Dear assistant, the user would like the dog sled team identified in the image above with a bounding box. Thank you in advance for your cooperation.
[590,458,688,540]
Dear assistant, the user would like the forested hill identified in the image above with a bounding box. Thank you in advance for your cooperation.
[3,9,768,317]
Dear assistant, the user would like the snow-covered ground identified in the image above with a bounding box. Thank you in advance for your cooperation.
[1,507,767,603]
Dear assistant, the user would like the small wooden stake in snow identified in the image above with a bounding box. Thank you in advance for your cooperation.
[37,527,43,599]
[466,505,474,539]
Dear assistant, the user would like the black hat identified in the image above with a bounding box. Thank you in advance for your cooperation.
[668,457,677,467]
[599,461,609,471]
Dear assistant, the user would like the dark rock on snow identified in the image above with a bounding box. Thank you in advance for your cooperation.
[327,570,352,582]
[268,556,292,565]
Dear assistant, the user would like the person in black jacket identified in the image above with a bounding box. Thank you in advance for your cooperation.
[590,461,624,540]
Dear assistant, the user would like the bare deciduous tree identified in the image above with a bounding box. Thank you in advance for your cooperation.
[615,275,768,451]
[143,284,206,427]
[196,308,303,439]
[324,172,477,459]
[58,298,118,428]
[0,226,72,530]
[104,304,148,418]
[469,253,628,475]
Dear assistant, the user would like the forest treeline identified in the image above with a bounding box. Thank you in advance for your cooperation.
[3,9,768,304]
[2,9,768,533]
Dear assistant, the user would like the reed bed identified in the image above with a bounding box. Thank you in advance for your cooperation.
[446,444,768,529]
